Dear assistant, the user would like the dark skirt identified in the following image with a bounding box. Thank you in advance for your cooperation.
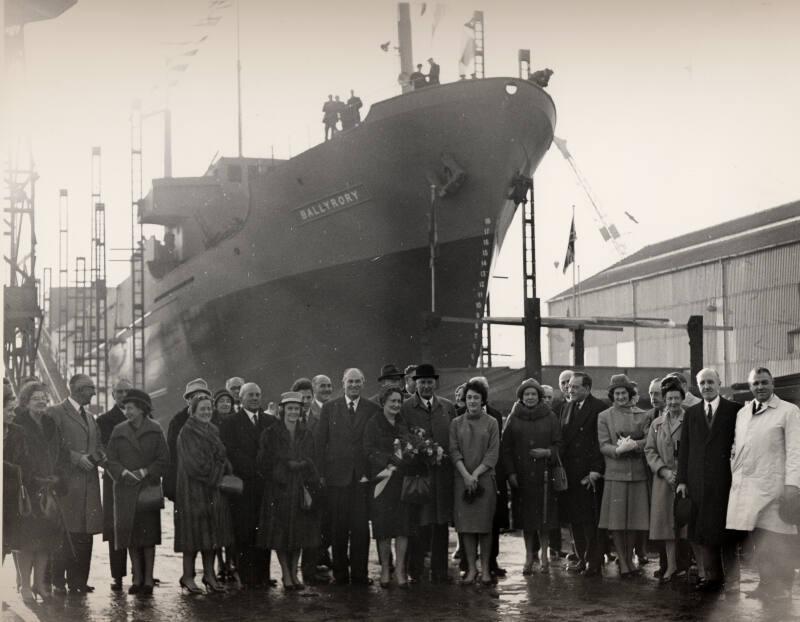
[370,473,417,540]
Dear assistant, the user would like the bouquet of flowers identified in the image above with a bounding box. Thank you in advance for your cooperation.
[402,427,447,467]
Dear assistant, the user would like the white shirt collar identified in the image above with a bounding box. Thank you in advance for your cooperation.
[346,397,360,409]
[704,395,721,414]
[68,396,83,413]
[314,398,324,409]
[243,408,258,424]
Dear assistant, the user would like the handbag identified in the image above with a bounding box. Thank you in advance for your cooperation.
[300,484,313,511]
[219,474,244,496]
[551,453,568,492]
[136,482,165,512]
[401,474,431,504]
[37,485,60,523]
[13,466,32,518]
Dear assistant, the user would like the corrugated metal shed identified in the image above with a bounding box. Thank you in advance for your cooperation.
[550,200,800,301]
[546,202,800,384]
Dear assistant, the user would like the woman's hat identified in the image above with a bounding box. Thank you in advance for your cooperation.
[184,378,211,400]
[213,388,234,406]
[378,364,405,381]
[120,388,152,411]
[608,374,636,394]
[412,363,439,380]
[279,391,304,406]
[516,378,543,401]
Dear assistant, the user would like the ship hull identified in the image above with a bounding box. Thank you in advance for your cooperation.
[105,78,556,416]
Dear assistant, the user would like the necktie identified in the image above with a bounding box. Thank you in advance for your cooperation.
[706,403,713,427]
[348,401,356,416]
[752,401,760,415]
[425,400,432,412]
[79,406,88,424]
[253,412,259,426]
[563,402,574,427]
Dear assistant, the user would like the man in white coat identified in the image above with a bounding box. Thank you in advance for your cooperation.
[726,366,800,600]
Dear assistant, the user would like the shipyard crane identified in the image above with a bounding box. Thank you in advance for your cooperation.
[3,0,77,390]
[552,136,627,257]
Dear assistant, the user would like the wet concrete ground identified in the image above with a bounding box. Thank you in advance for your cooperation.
[2,508,798,621]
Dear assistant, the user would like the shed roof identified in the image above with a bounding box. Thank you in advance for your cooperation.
[549,200,800,302]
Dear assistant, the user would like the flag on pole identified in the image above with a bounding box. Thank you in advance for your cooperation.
[562,216,576,274]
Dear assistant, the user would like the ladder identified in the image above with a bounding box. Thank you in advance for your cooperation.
[130,101,146,389]
[473,11,485,79]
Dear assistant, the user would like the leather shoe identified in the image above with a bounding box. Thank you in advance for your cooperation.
[567,561,586,573]
[695,579,723,593]
[582,567,601,578]
[491,566,507,577]
[351,577,373,586]
[111,579,123,592]
[52,586,68,596]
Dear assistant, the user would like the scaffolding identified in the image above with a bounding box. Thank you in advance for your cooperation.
[130,101,146,388]
[522,181,542,380]
[71,256,88,373]
[57,189,70,376]
[93,201,108,408]
[473,11,485,79]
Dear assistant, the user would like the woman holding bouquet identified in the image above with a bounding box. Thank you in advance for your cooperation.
[450,380,500,585]
[364,386,418,587]
[502,379,562,574]
[597,375,653,578]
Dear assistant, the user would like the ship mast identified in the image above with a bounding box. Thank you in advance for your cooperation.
[397,3,413,94]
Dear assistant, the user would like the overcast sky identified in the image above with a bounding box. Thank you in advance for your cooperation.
[8,0,800,365]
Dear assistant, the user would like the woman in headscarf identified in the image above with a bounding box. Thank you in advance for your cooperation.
[501,378,562,574]
[175,393,235,593]
[106,389,169,595]
[597,375,653,578]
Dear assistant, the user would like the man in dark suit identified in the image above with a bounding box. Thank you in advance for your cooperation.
[369,364,406,402]
[219,382,277,588]
[308,374,333,432]
[315,368,379,585]
[677,367,740,592]
[402,363,457,583]
[560,372,606,576]
[96,378,133,591]
[47,373,103,595]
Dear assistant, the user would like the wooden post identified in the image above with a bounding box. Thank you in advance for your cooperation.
[687,315,703,388]
[573,327,585,366]
[524,297,542,381]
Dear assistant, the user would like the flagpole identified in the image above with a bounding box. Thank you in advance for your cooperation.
[571,205,577,317]
[236,0,243,158]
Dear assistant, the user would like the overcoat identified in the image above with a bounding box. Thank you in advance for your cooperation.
[257,420,321,551]
[501,402,562,531]
[645,410,684,540]
[164,406,189,501]
[105,417,169,548]
[174,416,234,552]
[9,410,69,551]
[3,421,27,553]
[597,406,652,481]
[726,395,800,534]
[450,412,499,533]
[676,397,738,545]
[559,395,606,524]
[97,404,126,540]
[219,408,274,546]
[363,411,418,539]
[47,399,104,534]
[401,393,457,525]
[315,396,380,487]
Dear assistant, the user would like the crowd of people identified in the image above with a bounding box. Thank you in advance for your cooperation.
[2,362,798,605]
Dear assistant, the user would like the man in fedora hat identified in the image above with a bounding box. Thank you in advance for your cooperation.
[48,373,103,595]
[97,378,133,591]
[402,363,457,583]
[315,368,380,585]
[369,364,407,402]
[165,378,212,501]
